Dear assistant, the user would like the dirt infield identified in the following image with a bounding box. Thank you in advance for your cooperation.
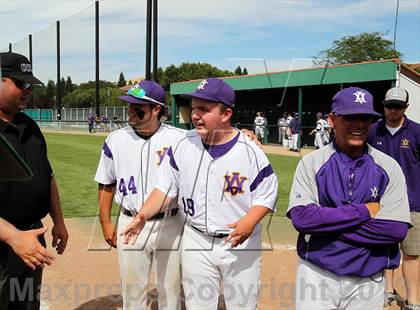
[40,217,413,310]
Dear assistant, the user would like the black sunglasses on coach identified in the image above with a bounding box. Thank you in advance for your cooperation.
[5,77,33,90]
[384,104,405,110]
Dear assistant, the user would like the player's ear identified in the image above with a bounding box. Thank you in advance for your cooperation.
[223,107,233,122]
[329,113,336,129]
[152,104,161,115]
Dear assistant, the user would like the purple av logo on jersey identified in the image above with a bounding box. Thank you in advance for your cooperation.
[156,147,169,165]
[224,172,247,196]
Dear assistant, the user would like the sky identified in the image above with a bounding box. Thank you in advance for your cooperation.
[0,0,419,84]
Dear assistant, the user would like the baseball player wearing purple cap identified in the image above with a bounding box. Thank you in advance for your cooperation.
[121,77,278,309]
[288,87,411,309]
[368,87,420,310]
[289,112,301,151]
[95,80,185,309]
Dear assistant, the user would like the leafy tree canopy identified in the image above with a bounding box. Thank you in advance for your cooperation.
[313,32,402,66]
[158,62,235,90]
[234,66,242,75]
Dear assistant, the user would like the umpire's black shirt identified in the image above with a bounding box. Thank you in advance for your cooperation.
[0,112,52,228]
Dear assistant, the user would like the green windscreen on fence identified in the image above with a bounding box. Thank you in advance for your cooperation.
[24,109,53,123]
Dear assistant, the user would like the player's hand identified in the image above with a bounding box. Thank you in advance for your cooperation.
[225,216,258,248]
[365,202,380,218]
[51,221,69,254]
[9,227,55,270]
[241,129,262,148]
[120,211,147,245]
[101,222,117,248]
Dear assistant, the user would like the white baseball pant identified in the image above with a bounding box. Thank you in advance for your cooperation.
[117,212,183,310]
[291,133,299,150]
[181,224,261,310]
[314,132,325,149]
[255,126,265,140]
[295,259,385,310]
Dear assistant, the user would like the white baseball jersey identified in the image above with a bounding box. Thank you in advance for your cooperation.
[315,119,324,132]
[155,129,278,236]
[254,116,266,126]
[94,123,186,213]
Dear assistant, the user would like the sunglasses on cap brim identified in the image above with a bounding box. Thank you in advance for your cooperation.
[127,87,164,106]
[384,104,406,110]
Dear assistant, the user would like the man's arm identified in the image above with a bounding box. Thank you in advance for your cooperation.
[0,217,54,270]
[339,219,409,244]
[287,202,377,234]
[288,158,379,234]
[98,184,117,248]
[119,188,173,245]
[49,176,68,254]
[226,159,278,248]
[226,205,271,248]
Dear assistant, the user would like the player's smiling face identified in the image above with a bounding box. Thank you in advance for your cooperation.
[330,113,372,157]
[191,98,232,139]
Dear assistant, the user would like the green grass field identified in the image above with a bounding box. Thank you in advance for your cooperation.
[45,132,300,218]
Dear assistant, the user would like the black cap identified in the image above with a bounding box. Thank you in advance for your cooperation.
[0,52,43,85]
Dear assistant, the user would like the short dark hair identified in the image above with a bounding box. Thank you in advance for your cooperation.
[158,105,166,120]
[218,103,233,115]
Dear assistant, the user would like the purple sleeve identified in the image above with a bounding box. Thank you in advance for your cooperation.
[287,203,371,234]
[339,219,409,245]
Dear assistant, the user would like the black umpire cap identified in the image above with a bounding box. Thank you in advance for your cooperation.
[0,52,44,85]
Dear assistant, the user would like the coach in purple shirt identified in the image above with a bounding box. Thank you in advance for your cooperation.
[287,87,411,309]
[368,87,420,309]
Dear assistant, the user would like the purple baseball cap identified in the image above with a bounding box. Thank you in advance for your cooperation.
[331,87,381,116]
[119,80,165,106]
[183,78,235,108]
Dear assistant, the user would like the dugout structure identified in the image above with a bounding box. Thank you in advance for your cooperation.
[169,59,419,147]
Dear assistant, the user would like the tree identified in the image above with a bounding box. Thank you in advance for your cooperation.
[60,77,66,96]
[158,62,235,90]
[242,67,248,75]
[128,80,132,85]
[46,80,56,108]
[313,32,402,65]
[65,76,75,94]
[117,72,126,87]
[234,66,242,75]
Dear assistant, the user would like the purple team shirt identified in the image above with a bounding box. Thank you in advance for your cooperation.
[289,118,301,134]
[287,142,410,277]
[368,116,420,212]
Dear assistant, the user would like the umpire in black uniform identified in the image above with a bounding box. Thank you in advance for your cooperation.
[0,52,68,309]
